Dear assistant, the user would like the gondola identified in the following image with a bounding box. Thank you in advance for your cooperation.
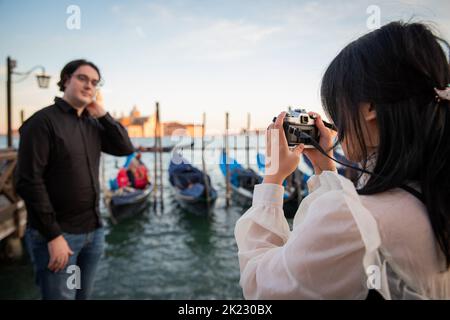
[103,153,153,223]
[136,145,175,153]
[104,185,153,223]
[136,141,195,153]
[168,153,217,214]
[219,150,261,208]
[220,150,303,218]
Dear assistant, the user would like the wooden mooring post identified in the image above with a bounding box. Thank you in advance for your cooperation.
[224,112,230,208]
[256,129,260,156]
[245,113,250,169]
[153,102,164,212]
[201,113,211,211]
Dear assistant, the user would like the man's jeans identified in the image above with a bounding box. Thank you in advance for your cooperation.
[24,227,105,300]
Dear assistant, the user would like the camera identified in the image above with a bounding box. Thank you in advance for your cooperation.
[276,109,320,148]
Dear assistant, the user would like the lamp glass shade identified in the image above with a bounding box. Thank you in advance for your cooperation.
[36,74,50,88]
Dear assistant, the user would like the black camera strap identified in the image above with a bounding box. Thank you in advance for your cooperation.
[399,184,425,203]
[291,129,426,205]
[293,129,378,176]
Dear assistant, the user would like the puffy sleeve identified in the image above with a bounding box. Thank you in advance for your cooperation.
[234,171,369,299]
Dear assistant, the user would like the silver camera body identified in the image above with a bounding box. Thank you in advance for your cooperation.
[282,109,320,148]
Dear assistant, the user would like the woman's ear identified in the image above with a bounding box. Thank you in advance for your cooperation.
[360,102,379,149]
[361,102,376,122]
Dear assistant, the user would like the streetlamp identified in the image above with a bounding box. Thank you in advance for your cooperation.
[6,56,51,148]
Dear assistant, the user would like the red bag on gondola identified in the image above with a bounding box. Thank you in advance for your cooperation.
[117,168,130,188]
[133,165,148,189]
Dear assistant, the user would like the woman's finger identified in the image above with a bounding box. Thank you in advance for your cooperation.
[277,127,289,148]
[293,143,305,157]
[273,112,289,148]
[274,112,286,129]
[308,112,333,138]
[266,127,272,158]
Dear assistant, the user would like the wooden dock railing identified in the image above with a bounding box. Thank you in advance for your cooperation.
[0,148,27,259]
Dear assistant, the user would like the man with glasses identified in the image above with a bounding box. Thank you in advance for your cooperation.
[15,59,134,299]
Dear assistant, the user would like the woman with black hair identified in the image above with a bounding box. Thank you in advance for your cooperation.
[235,21,450,299]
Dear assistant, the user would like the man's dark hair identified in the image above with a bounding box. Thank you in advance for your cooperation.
[321,21,450,268]
[57,59,101,92]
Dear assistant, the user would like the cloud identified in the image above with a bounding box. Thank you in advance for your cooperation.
[146,3,176,21]
[170,19,282,61]
[135,26,146,38]
[275,1,369,39]
[110,4,151,39]
[111,4,121,14]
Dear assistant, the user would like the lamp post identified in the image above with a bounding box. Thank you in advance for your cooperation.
[6,56,51,148]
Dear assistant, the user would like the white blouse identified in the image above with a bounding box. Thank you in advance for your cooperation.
[234,171,450,299]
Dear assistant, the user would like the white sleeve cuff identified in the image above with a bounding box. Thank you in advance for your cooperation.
[307,169,339,192]
[252,183,284,207]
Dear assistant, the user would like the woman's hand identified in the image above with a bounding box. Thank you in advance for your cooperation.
[303,112,337,175]
[263,112,304,185]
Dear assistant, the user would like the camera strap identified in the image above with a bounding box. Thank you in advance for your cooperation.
[298,130,426,205]
[399,184,425,204]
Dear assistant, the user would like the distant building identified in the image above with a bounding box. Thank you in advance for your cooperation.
[116,106,203,137]
[117,105,157,137]
[163,122,203,137]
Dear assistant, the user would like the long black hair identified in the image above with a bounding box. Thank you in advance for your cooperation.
[321,21,450,268]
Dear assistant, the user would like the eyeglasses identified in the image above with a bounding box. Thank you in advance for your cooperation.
[72,73,104,88]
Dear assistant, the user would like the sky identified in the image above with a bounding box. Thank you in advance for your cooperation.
[1,0,449,135]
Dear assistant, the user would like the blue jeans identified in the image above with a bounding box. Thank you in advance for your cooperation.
[25,227,105,300]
